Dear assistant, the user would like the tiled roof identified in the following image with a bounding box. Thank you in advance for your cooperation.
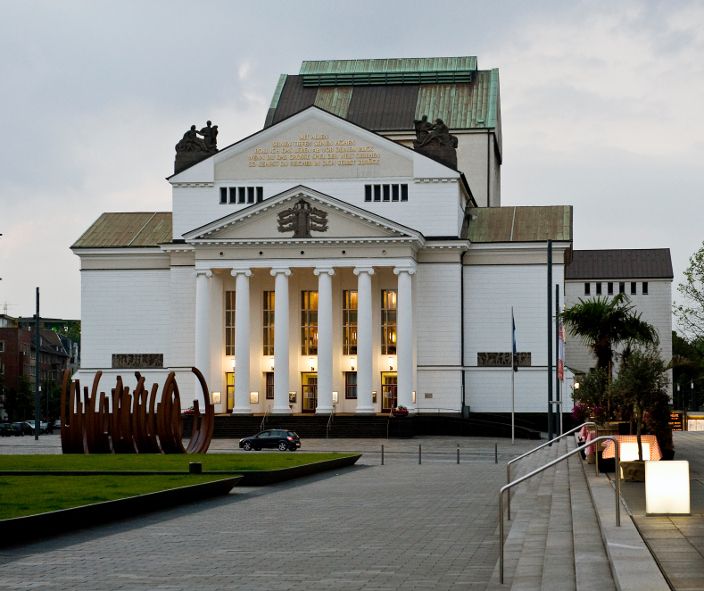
[72,212,172,248]
[468,206,573,243]
[565,249,673,280]
[265,58,499,131]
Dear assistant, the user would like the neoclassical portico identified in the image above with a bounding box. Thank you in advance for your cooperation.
[193,259,416,415]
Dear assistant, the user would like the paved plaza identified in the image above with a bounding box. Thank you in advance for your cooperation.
[2,432,704,589]
[0,435,535,591]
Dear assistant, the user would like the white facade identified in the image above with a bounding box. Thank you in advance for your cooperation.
[565,273,673,397]
[73,107,569,418]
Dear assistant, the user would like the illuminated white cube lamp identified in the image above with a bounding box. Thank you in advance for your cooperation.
[645,461,690,515]
[619,441,651,462]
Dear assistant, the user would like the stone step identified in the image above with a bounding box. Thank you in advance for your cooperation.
[487,437,617,590]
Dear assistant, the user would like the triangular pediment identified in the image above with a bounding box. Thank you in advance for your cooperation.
[183,186,424,244]
[169,106,457,184]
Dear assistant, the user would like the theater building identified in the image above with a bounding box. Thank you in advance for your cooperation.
[72,57,577,421]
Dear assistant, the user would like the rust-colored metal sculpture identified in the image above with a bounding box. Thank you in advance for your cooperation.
[59,367,213,454]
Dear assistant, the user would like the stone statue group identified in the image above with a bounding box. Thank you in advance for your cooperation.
[413,116,458,149]
[175,121,218,153]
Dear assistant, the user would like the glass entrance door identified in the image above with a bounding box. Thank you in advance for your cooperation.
[301,372,318,413]
[225,372,235,413]
[381,372,397,412]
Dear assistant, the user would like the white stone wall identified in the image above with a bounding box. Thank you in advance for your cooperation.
[80,269,170,368]
[172,179,465,240]
[464,262,565,412]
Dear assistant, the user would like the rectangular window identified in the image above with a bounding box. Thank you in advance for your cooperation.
[345,371,357,399]
[584,282,591,295]
[263,291,275,356]
[238,187,246,204]
[643,281,649,295]
[607,282,613,295]
[631,281,637,295]
[256,187,263,203]
[265,372,274,400]
[247,187,255,203]
[381,289,397,355]
[301,291,318,355]
[364,184,409,203]
[220,187,227,204]
[342,290,358,355]
[619,281,625,294]
[225,291,236,356]
[596,282,602,295]
[0,341,4,353]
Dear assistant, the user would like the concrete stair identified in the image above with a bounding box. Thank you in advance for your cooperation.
[487,437,616,590]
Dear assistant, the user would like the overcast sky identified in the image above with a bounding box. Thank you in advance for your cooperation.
[1,0,702,328]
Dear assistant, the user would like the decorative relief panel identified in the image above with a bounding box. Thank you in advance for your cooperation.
[112,353,164,369]
[477,352,531,368]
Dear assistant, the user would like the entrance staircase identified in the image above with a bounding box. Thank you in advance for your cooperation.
[486,436,616,590]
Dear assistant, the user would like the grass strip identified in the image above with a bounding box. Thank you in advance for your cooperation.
[0,474,227,519]
[0,452,352,472]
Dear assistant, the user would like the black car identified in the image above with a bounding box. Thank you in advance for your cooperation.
[0,422,23,437]
[239,429,301,451]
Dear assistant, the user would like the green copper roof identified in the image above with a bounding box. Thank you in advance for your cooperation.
[72,212,173,248]
[469,206,573,243]
[266,59,500,131]
[300,57,477,86]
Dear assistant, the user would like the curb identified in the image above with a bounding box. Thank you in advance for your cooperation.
[0,476,241,547]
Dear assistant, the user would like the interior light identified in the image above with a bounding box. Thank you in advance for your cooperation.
[211,391,221,404]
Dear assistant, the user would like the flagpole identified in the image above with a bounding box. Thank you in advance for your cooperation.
[511,306,515,445]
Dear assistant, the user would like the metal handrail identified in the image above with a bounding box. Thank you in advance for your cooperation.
[326,406,335,439]
[506,421,596,520]
[259,406,270,432]
[498,435,621,584]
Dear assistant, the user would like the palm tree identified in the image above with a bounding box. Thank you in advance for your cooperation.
[561,293,658,380]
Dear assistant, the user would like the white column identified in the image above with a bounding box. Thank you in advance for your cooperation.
[354,267,375,414]
[314,267,335,414]
[395,266,416,408]
[231,268,252,415]
[194,269,212,407]
[271,267,292,414]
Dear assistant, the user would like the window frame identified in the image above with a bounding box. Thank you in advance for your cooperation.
[263,291,275,356]
[342,290,358,355]
[381,289,397,355]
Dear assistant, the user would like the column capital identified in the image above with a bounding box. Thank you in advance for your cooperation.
[230,268,252,278]
[270,267,292,277]
[353,266,375,277]
[195,269,213,279]
[314,267,335,277]
[393,266,416,276]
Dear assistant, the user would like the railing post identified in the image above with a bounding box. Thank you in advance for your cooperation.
[418,444,422,465]
[457,444,460,465]
[499,490,505,584]
[381,444,384,465]
[495,442,498,464]
[507,462,512,521]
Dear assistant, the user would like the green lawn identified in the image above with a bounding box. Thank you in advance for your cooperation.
[0,452,350,472]
[0,475,226,519]
[0,453,356,519]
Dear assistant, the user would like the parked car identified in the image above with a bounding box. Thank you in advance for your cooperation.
[238,429,301,451]
[12,421,33,435]
[0,422,23,437]
[22,420,48,434]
